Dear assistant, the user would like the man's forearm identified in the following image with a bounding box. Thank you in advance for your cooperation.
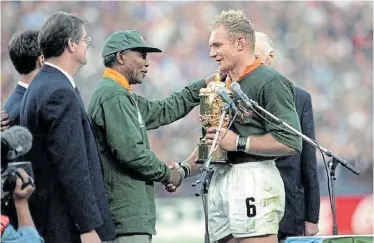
[15,200,35,228]
[245,133,297,156]
[142,79,206,130]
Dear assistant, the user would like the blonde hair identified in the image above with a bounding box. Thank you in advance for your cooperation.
[255,32,274,54]
[211,9,255,51]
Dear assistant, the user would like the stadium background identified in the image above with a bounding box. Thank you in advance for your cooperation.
[1,1,372,242]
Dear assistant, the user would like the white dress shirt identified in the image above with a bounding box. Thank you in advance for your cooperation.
[44,62,76,89]
[17,81,29,89]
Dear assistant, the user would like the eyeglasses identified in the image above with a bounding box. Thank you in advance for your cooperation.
[81,36,92,46]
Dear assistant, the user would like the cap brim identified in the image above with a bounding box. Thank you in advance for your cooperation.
[132,46,162,53]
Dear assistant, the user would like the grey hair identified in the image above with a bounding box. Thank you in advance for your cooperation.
[255,32,274,55]
[103,49,131,68]
[211,9,255,51]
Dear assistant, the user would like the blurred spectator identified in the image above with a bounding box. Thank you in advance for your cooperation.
[1,1,372,197]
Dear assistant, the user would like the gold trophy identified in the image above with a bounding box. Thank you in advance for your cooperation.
[196,73,233,164]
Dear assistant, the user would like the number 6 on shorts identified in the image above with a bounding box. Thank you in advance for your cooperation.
[245,197,256,218]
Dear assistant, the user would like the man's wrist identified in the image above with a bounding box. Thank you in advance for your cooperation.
[245,136,251,153]
[179,162,191,178]
[235,135,239,151]
[236,136,251,153]
[178,162,191,178]
[14,199,29,207]
[236,136,247,152]
[176,163,185,179]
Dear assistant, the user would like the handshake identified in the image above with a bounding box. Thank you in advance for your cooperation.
[163,162,192,193]
[162,147,201,193]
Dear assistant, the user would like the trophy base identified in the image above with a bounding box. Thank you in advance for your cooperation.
[197,142,229,164]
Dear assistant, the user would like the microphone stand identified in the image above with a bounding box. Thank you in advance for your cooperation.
[247,99,360,235]
[328,157,339,235]
[193,103,232,243]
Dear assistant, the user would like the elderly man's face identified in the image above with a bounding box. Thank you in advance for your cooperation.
[122,50,149,85]
[254,40,274,66]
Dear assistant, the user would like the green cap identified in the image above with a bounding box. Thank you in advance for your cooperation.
[101,30,162,57]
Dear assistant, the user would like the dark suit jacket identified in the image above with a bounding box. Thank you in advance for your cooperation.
[20,65,115,243]
[3,84,26,127]
[276,87,320,236]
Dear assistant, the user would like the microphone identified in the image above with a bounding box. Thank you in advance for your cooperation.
[230,82,253,109]
[216,87,238,111]
[1,126,33,161]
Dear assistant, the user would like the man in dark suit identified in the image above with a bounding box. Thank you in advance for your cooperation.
[20,11,115,243]
[3,30,43,127]
[2,30,44,230]
[254,32,320,240]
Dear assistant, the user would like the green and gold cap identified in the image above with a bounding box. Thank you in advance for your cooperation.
[102,30,162,57]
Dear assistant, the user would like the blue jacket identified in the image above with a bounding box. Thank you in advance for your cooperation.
[2,225,44,243]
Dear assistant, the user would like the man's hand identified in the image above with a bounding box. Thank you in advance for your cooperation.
[304,221,319,236]
[164,162,178,193]
[164,165,182,192]
[164,147,202,193]
[204,71,227,85]
[1,110,10,131]
[80,230,101,243]
[205,127,238,151]
[13,168,35,202]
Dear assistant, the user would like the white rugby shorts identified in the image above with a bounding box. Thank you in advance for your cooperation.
[207,160,285,242]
